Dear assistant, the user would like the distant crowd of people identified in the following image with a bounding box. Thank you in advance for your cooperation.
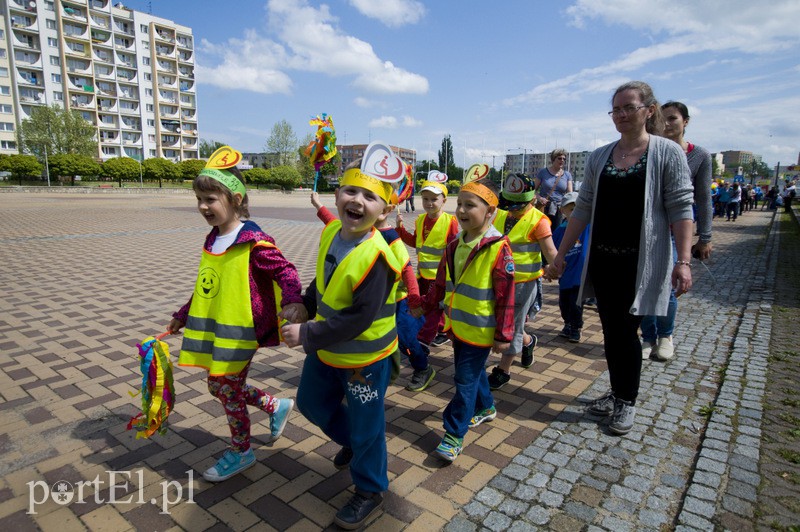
[712,179,797,220]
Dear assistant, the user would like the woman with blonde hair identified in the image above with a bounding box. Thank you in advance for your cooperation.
[534,148,573,227]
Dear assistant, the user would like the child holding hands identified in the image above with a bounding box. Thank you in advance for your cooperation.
[168,147,306,482]
[283,151,403,529]
[422,178,516,461]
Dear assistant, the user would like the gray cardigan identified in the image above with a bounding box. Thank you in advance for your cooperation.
[689,144,713,243]
[572,135,694,316]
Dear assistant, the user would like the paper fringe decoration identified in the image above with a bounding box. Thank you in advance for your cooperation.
[127,333,175,439]
[305,114,337,172]
[395,162,414,203]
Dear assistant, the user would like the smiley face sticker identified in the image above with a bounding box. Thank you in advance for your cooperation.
[196,267,220,299]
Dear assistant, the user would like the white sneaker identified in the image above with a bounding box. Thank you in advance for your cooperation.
[656,336,674,360]
[641,340,657,360]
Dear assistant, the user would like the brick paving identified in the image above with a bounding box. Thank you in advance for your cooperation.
[0,189,788,531]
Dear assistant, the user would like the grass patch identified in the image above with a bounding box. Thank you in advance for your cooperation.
[782,398,800,408]
[779,412,800,427]
[698,404,715,418]
[786,428,800,439]
[778,448,800,464]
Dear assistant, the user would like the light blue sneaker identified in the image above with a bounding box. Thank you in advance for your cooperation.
[202,448,255,482]
[270,398,294,440]
[468,405,497,428]
[435,433,463,462]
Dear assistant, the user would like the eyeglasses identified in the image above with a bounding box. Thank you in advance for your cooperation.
[608,105,647,117]
[556,156,566,160]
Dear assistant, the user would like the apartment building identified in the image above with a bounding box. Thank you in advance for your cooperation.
[505,150,590,182]
[0,0,198,161]
[0,13,17,153]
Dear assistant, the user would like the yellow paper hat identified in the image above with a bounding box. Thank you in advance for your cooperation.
[200,146,246,196]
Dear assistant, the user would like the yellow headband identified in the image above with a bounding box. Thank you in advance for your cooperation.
[340,168,394,204]
[461,181,499,207]
[420,180,447,198]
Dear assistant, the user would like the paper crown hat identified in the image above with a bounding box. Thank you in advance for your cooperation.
[200,146,246,196]
[499,173,536,210]
[339,141,403,203]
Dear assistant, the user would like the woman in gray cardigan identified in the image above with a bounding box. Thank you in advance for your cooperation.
[548,81,694,435]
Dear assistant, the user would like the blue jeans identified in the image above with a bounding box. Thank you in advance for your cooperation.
[296,354,390,493]
[640,289,677,342]
[443,340,494,438]
[396,299,429,371]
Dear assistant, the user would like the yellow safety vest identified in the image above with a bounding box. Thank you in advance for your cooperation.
[493,208,545,283]
[415,212,454,280]
[179,241,280,376]
[315,221,401,368]
[443,239,507,347]
[387,235,410,302]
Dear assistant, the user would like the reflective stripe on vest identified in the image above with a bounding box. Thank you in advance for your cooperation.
[315,220,401,368]
[444,239,506,347]
[388,236,410,302]
[415,212,453,279]
[179,241,276,376]
[493,208,545,282]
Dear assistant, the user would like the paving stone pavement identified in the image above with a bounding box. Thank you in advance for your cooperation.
[0,189,787,531]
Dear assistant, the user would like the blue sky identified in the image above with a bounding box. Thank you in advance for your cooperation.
[127,0,800,168]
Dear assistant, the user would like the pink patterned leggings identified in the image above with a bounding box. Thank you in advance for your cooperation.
[207,362,276,452]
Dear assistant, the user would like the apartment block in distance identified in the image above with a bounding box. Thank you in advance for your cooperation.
[0,0,198,161]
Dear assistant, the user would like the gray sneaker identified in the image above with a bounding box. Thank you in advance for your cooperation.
[609,398,636,435]
[586,390,615,416]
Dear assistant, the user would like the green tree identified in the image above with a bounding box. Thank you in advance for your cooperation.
[711,157,720,178]
[438,135,454,170]
[267,165,302,191]
[1,154,42,184]
[199,139,225,158]
[102,157,141,185]
[243,168,270,189]
[177,159,206,181]
[266,120,298,167]
[446,179,461,194]
[17,104,98,160]
[143,158,179,186]
[48,153,101,186]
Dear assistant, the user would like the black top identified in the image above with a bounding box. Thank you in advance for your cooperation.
[591,150,648,256]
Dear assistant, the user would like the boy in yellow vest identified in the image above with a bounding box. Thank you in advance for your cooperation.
[487,173,558,390]
[421,178,516,461]
[397,177,460,347]
[282,152,402,530]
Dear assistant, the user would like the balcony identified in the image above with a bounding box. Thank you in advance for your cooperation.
[119,103,139,115]
[116,68,136,82]
[95,82,116,97]
[121,118,141,130]
[176,36,193,49]
[14,52,42,69]
[10,15,36,29]
[97,99,117,112]
[117,86,139,100]
[67,59,92,74]
[154,29,175,43]
[122,134,142,145]
[114,38,133,51]
[91,13,111,29]
[12,30,40,50]
[123,146,143,159]
[179,80,196,93]
[100,133,120,144]
[158,76,177,89]
[64,40,90,58]
[17,71,44,87]
[90,0,110,10]
[69,94,96,109]
[183,137,198,148]
[116,51,134,67]
[63,23,89,40]
[112,19,134,36]
[93,49,113,63]
[94,65,115,79]
[62,6,88,22]
[156,60,177,74]
[178,50,193,62]
[91,30,111,45]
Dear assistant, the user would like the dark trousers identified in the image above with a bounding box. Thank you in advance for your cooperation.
[589,251,643,404]
[443,340,493,438]
[558,286,584,330]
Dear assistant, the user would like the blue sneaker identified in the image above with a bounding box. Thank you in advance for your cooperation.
[435,433,463,462]
[202,449,255,482]
[270,398,294,440]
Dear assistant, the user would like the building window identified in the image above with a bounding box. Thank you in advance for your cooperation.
[145,88,152,96]
[46,19,56,30]
[0,50,5,59]
[0,104,11,113]
[50,56,60,66]
[102,146,116,155]
[48,37,58,47]
[0,68,7,78]
[149,149,156,157]
[144,73,151,81]
[1,140,16,149]
[140,24,148,33]
[148,134,155,142]
[45,1,54,11]
[53,91,63,101]
[146,104,153,111]
[147,119,154,126]
[0,122,15,131]
[141,40,149,50]
[51,73,62,82]
[0,86,9,95]
[142,57,150,66]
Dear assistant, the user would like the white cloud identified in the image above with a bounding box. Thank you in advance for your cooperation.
[354,97,377,108]
[505,0,800,106]
[197,0,428,95]
[348,0,426,27]
[368,115,423,128]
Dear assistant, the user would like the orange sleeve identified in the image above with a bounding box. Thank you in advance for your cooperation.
[316,206,337,225]
[402,263,422,308]
[529,215,552,242]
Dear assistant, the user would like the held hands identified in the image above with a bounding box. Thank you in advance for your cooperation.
[409,305,424,319]
[492,341,510,354]
[544,255,566,281]
[691,241,712,261]
[279,302,308,324]
[167,318,184,335]
[672,263,693,297]
[310,191,322,210]
[281,323,302,348]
